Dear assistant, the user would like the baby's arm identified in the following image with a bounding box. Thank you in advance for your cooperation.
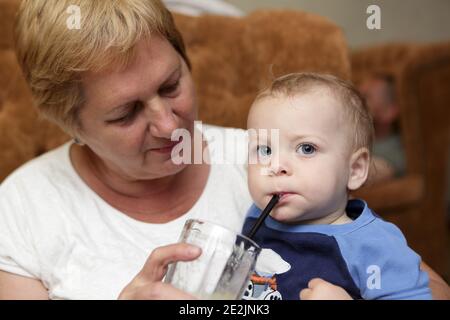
[335,220,432,300]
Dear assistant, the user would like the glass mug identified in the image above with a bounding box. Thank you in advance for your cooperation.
[164,219,261,299]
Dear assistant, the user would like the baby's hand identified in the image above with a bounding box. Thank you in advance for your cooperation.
[299,278,353,300]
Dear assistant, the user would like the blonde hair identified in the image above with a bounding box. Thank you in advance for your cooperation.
[254,72,375,153]
[14,0,190,136]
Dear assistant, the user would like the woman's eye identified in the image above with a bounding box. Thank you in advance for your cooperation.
[159,80,180,96]
[109,103,141,124]
[296,143,316,156]
[257,145,272,157]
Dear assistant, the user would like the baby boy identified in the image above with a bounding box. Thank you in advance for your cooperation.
[241,72,431,300]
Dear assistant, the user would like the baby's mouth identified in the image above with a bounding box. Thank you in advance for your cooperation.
[270,191,297,202]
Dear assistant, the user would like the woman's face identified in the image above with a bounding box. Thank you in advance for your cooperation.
[79,36,197,180]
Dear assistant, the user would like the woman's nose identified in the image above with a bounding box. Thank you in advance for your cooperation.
[145,98,178,139]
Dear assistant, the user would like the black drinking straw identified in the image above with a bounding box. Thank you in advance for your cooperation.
[246,194,280,239]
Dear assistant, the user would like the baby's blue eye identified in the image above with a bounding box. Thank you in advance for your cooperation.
[296,143,316,156]
[257,145,272,157]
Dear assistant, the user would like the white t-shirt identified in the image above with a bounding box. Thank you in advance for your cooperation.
[0,125,252,299]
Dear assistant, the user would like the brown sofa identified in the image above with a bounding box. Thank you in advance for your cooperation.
[351,43,450,276]
[0,0,350,180]
[0,0,448,276]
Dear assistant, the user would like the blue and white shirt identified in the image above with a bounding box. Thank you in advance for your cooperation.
[241,199,431,300]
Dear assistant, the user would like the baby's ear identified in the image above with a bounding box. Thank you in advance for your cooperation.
[347,148,370,191]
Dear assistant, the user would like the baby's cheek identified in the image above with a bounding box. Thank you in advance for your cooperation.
[306,171,346,206]
[248,166,265,206]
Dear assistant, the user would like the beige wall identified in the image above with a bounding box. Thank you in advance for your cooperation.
[226,0,450,48]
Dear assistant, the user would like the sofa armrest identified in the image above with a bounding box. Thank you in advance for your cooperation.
[351,174,424,212]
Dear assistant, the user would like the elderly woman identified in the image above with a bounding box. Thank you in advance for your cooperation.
[0,0,448,300]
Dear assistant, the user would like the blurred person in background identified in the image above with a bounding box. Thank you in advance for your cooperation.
[359,74,405,184]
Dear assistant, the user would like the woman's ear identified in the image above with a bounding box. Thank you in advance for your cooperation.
[347,148,370,191]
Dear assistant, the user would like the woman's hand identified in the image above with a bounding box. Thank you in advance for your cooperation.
[118,243,201,300]
[421,262,450,300]
[299,265,450,300]
[299,278,353,300]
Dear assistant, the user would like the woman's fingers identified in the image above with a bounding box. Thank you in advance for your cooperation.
[307,278,326,289]
[118,243,202,300]
[146,282,198,300]
[140,243,202,282]
[299,278,325,300]
[299,288,312,300]
[299,278,353,300]
[120,281,198,300]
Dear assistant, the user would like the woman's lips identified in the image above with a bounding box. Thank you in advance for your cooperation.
[150,140,182,154]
